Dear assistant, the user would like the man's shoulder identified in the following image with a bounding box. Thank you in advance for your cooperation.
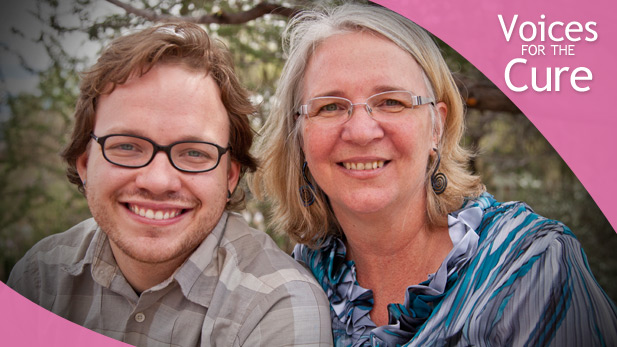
[7,218,100,303]
[17,219,100,266]
[219,212,319,289]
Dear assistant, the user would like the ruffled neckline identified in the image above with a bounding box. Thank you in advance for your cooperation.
[294,194,492,346]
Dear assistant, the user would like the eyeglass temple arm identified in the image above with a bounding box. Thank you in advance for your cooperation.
[412,95,435,106]
[298,105,308,116]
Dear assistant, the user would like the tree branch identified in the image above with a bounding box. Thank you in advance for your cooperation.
[454,75,520,114]
[105,0,300,24]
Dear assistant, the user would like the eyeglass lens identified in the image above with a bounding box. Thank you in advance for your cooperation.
[100,135,222,172]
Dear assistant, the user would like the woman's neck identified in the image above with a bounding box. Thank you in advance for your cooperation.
[335,193,434,258]
[344,218,451,284]
[337,204,452,327]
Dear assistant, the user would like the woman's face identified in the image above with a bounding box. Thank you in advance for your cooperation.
[300,31,446,220]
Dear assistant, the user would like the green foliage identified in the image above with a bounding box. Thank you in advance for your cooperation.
[0,64,90,280]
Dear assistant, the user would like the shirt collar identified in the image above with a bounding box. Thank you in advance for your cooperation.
[173,211,229,307]
[63,223,118,285]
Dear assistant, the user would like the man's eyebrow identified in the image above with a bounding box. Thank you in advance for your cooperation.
[97,128,143,137]
[96,129,217,143]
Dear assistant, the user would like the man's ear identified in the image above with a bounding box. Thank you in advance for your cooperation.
[433,101,448,147]
[76,150,89,186]
[227,160,241,194]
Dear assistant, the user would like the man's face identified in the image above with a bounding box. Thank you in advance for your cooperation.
[77,63,240,266]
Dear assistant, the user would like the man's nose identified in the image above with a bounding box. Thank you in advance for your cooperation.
[134,152,182,194]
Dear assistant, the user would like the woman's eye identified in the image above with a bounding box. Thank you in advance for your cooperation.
[383,99,403,106]
[374,97,408,113]
[321,103,340,112]
[376,98,406,108]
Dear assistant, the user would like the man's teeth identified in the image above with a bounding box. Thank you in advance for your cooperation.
[343,161,384,170]
[129,205,181,220]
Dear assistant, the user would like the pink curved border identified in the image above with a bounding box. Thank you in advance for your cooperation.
[0,282,128,346]
[1,0,615,344]
[375,0,617,233]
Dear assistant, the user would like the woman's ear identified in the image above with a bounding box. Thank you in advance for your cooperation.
[433,101,448,147]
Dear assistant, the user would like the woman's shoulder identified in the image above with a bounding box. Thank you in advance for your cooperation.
[419,194,616,347]
[460,193,579,274]
[465,192,573,241]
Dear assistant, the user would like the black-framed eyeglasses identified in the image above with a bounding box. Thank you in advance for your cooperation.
[90,133,231,173]
[298,90,435,124]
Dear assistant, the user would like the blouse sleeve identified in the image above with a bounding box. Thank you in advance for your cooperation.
[491,232,617,346]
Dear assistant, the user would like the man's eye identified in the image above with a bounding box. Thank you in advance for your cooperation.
[187,150,206,158]
[108,143,140,152]
[178,148,214,161]
[118,144,136,151]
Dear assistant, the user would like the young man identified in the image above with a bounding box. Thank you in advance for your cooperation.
[8,22,331,346]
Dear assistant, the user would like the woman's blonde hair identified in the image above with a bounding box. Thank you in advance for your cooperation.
[252,2,484,247]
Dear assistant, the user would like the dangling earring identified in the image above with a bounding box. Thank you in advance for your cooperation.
[299,162,315,206]
[431,148,447,195]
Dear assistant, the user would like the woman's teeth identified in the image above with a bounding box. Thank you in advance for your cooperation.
[343,161,384,170]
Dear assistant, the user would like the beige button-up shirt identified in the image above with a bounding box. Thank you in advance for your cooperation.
[8,212,332,346]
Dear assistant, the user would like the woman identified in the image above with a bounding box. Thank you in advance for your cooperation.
[252,2,617,346]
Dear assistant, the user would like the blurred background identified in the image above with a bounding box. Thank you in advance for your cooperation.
[1,0,615,302]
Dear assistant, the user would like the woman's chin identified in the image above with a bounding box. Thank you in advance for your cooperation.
[333,195,395,217]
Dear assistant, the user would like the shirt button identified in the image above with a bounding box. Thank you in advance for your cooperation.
[135,312,146,323]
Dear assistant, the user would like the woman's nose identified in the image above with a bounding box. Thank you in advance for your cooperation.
[340,104,385,145]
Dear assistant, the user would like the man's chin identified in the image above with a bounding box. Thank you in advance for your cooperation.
[109,230,205,265]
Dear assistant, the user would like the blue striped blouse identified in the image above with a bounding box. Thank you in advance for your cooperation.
[294,193,617,346]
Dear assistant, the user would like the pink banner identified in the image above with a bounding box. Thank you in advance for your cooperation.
[375,0,617,232]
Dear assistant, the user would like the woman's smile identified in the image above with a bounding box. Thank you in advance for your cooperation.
[339,160,386,171]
